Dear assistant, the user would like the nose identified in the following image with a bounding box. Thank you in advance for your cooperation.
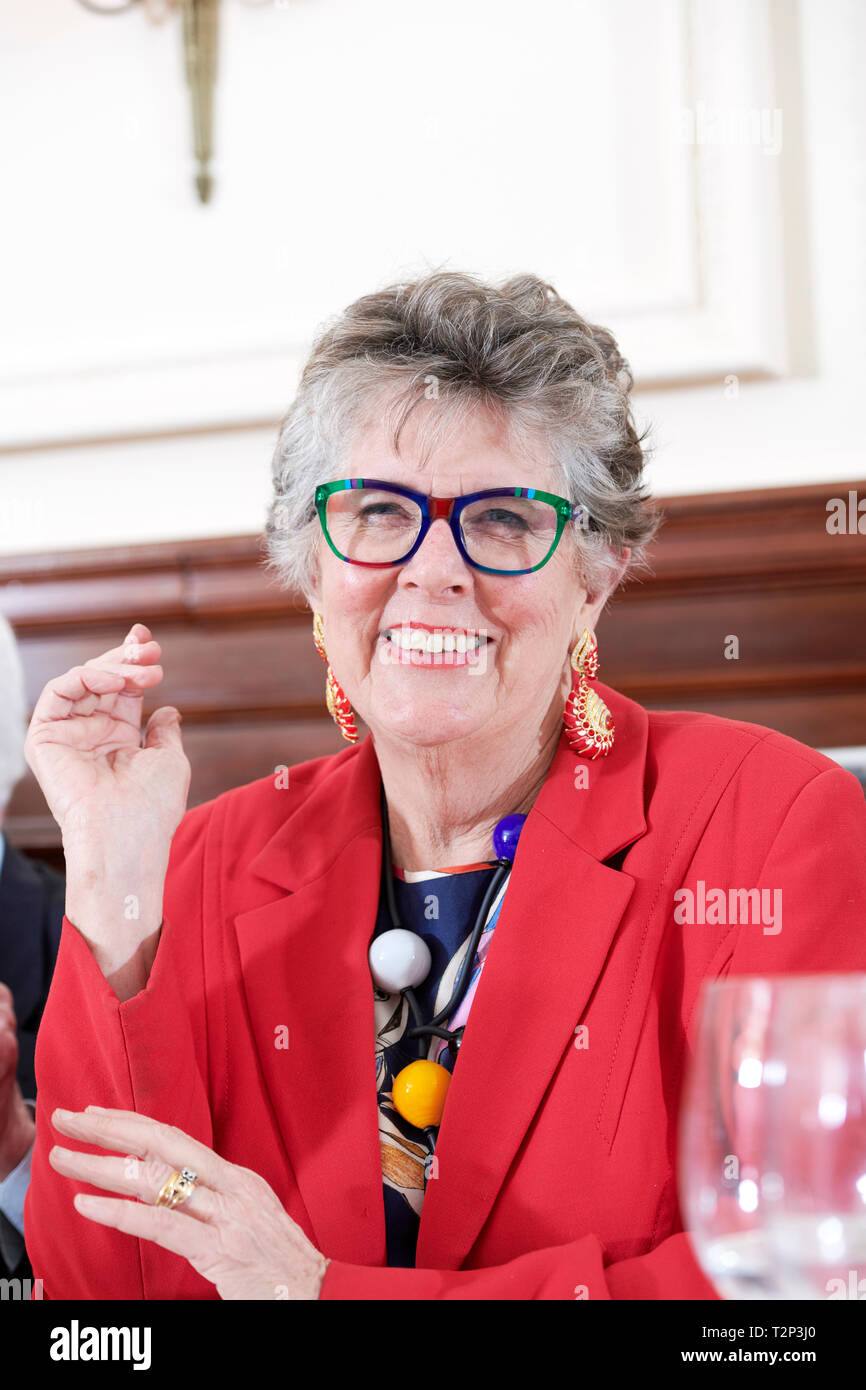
[397,517,472,593]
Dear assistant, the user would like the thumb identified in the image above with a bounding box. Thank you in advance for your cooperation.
[143,706,184,751]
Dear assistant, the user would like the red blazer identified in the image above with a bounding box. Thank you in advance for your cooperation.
[24,683,866,1299]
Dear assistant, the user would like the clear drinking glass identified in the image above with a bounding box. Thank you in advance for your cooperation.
[679,974,866,1300]
[760,975,866,1299]
[679,976,785,1298]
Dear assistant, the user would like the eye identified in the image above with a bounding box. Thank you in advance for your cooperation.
[471,507,529,531]
[357,502,415,524]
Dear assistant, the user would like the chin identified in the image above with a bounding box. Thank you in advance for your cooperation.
[371,703,484,747]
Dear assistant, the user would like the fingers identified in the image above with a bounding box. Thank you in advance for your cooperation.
[85,624,162,674]
[24,623,167,737]
[71,1193,217,1266]
[50,1108,243,1196]
[48,1146,217,1223]
[123,622,152,646]
[27,663,164,730]
[143,707,184,751]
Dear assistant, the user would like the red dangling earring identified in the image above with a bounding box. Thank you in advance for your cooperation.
[312,611,359,743]
[563,628,614,759]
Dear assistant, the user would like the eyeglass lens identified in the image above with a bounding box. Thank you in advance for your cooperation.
[324,487,560,571]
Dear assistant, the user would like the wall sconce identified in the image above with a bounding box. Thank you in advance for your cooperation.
[74,0,222,204]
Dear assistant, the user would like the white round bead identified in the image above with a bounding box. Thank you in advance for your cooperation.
[368,929,432,993]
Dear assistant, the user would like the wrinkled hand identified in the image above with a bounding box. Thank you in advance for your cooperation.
[24,621,190,850]
[23,622,192,997]
[49,1107,330,1299]
[0,982,36,1182]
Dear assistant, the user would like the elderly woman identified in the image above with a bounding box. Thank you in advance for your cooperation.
[22,272,866,1300]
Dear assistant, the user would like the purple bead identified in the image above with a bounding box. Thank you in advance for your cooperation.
[493,813,526,862]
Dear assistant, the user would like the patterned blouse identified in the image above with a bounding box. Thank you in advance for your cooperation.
[372,857,510,1267]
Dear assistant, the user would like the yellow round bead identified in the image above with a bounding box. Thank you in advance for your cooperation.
[391,1060,451,1129]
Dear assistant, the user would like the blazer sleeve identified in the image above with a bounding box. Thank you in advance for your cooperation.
[23,800,218,1300]
[320,1230,717,1299]
[321,763,866,1300]
[724,763,866,976]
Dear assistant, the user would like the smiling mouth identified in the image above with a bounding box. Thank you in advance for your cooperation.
[381,626,491,654]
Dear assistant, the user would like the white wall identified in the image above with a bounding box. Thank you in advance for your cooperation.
[1,0,863,554]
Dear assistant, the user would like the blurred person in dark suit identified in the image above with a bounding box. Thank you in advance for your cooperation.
[0,613,64,1281]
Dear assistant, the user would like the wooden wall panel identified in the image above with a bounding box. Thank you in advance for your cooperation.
[2,478,864,865]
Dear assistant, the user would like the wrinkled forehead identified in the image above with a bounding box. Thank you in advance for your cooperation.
[342,389,556,497]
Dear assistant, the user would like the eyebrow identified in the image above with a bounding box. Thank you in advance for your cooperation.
[351,479,543,495]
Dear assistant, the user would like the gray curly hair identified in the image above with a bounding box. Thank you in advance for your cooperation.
[263,269,659,604]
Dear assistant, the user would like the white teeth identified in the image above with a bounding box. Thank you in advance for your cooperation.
[385,627,485,654]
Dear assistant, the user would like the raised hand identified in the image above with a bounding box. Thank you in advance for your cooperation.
[23,622,192,997]
[24,622,189,849]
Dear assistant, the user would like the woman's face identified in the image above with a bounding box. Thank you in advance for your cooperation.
[306,402,612,751]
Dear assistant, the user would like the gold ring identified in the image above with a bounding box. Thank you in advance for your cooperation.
[154,1167,198,1210]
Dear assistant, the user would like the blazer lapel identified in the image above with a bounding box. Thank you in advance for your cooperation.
[232,737,388,1266]
[416,683,649,1268]
[232,682,649,1272]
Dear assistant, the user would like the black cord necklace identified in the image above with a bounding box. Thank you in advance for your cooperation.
[373,783,526,1160]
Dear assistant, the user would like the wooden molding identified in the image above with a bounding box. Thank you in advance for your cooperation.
[3,478,865,856]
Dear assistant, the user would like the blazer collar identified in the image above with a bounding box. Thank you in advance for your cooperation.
[249,680,648,893]
[235,681,649,1268]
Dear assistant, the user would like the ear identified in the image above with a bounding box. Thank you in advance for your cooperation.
[571,547,632,643]
[592,547,631,606]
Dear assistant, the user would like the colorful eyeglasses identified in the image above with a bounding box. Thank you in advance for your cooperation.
[314,478,579,576]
